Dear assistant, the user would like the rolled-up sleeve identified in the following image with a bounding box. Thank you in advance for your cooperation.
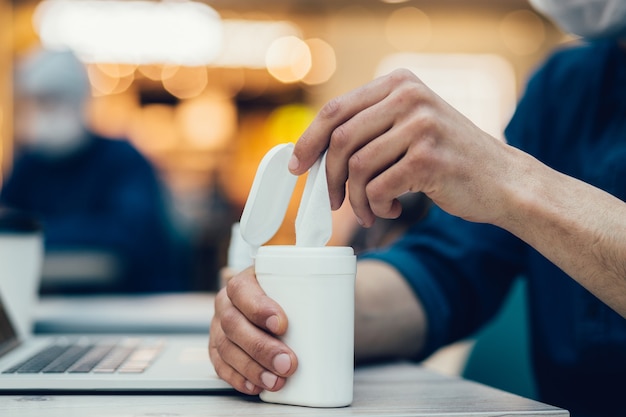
[360,207,528,360]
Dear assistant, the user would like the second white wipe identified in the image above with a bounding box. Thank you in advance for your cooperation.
[295,151,332,247]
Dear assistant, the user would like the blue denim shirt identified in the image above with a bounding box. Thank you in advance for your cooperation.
[0,134,183,293]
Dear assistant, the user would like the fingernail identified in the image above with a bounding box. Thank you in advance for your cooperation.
[245,380,256,393]
[356,216,364,226]
[288,154,300,172]
[273,353,292,374]
[266,315,280,333]
[261,371,278,389]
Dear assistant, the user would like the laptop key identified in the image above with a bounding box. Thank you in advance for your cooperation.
[117,346,163,373]
[3,344,72,374]
[92,345,135,373]
[68,344,115,373]
[42,344,94,373]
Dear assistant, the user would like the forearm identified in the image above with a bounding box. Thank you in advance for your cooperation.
[354,260,426,362]
[497,147,626,317]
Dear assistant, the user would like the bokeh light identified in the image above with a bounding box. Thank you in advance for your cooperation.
[161,65,181,81]
[162,66,208,99]
[266,36,312,83]
[86,92,138,139]
[97,63,136,78]
[302,38,336,86]
[129,104,179,154]
[137,65,162,81]
[214,20,302,68]
[176,93,236,151]
[86,63,135,96]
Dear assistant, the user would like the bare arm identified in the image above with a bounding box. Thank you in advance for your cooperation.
[495,147,626,317]
[355,260,425,362]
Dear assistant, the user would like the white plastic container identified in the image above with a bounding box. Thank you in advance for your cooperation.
[256,245,356,407]
[236,143,356,407]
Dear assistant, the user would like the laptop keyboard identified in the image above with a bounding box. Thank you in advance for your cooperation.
[3,337,165,374]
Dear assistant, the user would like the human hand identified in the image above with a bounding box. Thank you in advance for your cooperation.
[289,69,513,227]
[209,267,298,394]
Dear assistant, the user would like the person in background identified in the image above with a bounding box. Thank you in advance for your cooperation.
[209,1,626,416]
[0,48,185,294]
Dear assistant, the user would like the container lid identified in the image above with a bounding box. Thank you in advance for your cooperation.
[239,143,333,257]
[255,246,356,275]
[239,143,298,254]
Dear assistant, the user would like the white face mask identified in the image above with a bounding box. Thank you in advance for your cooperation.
[20,105,88,159]
[530,0,626,39]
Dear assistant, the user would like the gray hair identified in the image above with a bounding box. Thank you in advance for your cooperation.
[15,48,90,105]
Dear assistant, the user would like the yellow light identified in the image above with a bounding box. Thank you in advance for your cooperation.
[265,104,316,145]
[266,36,311,84]
[302,38,336,86]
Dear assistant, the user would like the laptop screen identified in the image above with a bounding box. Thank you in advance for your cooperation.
[0,296,19,357]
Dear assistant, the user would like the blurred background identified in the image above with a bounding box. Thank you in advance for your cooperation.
[0,0,572,295]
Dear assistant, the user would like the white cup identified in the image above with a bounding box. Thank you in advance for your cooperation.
[0,208,43,338]
[255,245,356,408]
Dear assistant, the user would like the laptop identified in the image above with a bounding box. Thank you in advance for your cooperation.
[0,290,233,392]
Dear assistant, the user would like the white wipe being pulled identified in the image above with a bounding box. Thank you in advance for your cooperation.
[295,151,332,247]
[237,144,332,262]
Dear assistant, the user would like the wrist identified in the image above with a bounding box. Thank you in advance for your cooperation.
[490,145,548,235]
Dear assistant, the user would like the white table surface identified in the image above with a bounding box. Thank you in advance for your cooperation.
[0,363,568,417]
[29,294,569,416]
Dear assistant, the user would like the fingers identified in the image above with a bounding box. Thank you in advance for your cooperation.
[226,268,287,335]
[209,269,297,395]
[221,290,297,373]
[291,69,426,222]
[290,72,397,176]
[366,157,417,220]
[210,310,289,394]
[209,314,263,395]
[343,112,414,225]
[324,98,398,211]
